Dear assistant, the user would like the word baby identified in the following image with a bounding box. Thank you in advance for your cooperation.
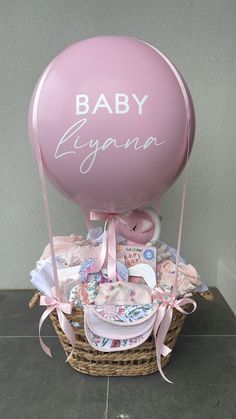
[76,93,148,115]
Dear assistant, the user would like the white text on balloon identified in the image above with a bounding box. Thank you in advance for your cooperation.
[76,93,149,115]
[54,118,166,174]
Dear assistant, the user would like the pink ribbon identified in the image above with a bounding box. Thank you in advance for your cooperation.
[39,290,76,362]
[88,211,136,281]
[31,73,77,361]
[150,57,194,383]
[153,288,197,383]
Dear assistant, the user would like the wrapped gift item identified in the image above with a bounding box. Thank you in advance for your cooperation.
[57,266,81,301]
[157,260,202,297]
[40,235,84,260]
[61,241,102,267]
[157,241,186,264]
[31,258,81,302]
[156,241,171,263]
[39,236,104,267]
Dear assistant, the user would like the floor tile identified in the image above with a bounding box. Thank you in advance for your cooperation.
[108,336,236,419]
[0,288,235,418]
[0,290,55,336]
[0,337,107,419]
[182,287,236,335]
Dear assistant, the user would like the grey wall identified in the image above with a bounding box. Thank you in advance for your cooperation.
[1,0,236,289]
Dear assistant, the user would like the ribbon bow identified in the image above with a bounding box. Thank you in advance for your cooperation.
[88,211,136,281]
[152,287,197,383]
[39,289,76,362]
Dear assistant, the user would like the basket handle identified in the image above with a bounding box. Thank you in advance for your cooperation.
[29,291,41,309]
[199,289,214,301]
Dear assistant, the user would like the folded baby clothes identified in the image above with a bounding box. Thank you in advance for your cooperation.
[83,299,173,356]
[57,266,80,282]
[61,241,102,267]
[79,258,100,283]
[92,304,156,323]
[84,303,158,351]
[30,257,64,296]
[156,241,171,264]
[157,260,201,297]
[158,241,186,264]
[59,278,80,302]
[40,235,84,260]
[30,257,81,302]
[69,280,99,308]
[95,282,153,305]
[57,266,81,301]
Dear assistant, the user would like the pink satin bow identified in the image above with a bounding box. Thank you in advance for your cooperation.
[39,290,76,361]
[151,91,193,383]
[153,287,197,383]
[88,211,136,281]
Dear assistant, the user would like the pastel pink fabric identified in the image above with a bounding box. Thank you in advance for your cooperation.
[158,260,201,296]
[84,321,157,353]
[159,260,199,283]
[95,282,153,305]
[84,304,157,340]
[84,288,197,383]
[40,236,84,260]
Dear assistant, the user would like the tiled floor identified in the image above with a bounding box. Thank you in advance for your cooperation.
[0,288,235,419]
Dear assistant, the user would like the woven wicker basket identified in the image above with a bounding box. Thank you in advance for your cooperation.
[29,290,213,376]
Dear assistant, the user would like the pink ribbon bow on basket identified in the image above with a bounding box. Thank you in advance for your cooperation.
[32,124,76,362]
[152,287,197,383]
[150,102,195,383]
[87,211,136,281]
[39,288,76,362]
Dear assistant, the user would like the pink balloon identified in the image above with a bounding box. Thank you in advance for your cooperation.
[29,36,195,213]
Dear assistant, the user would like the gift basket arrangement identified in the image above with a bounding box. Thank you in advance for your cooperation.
[28,36,213,383]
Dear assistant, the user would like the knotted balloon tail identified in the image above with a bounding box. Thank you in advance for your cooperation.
[39,293,76,362]
[89,211,136,282]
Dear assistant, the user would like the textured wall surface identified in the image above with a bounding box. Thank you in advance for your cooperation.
[1,0,235,288]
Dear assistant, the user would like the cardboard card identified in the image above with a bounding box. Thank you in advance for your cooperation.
[117,245,156,271]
